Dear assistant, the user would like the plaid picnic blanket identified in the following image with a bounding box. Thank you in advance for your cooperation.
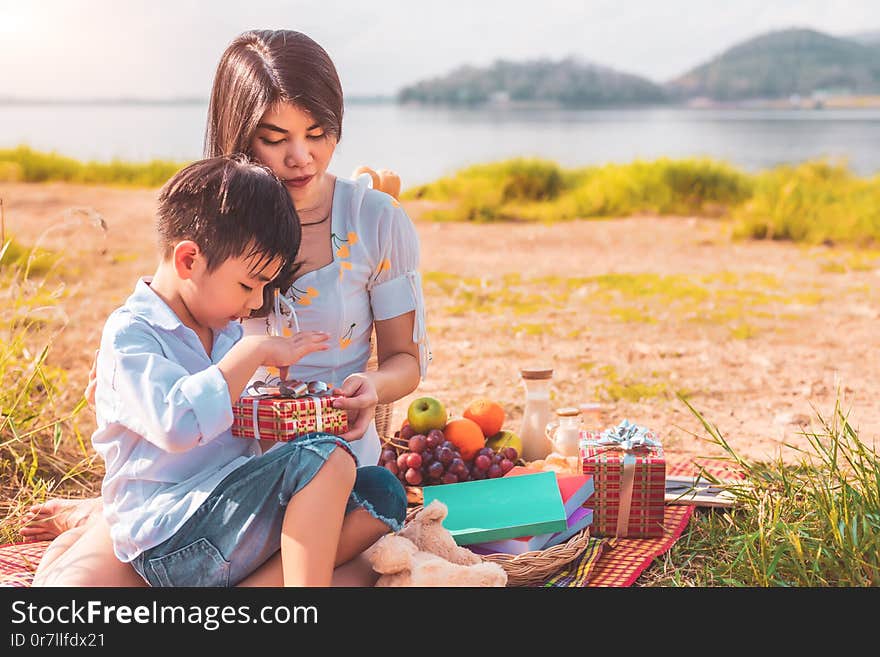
[0,539,48,588]
[0,457,740,588]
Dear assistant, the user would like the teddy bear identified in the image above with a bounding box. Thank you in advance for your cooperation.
[365,500,508,587]
[352,165,401,200]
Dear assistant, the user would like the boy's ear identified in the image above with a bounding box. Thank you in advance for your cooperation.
[172,240,203,280]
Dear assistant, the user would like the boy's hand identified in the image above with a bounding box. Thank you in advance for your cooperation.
[260,332,330,377]
[220,332,330,402]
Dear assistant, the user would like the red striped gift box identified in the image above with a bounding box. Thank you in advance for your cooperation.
[231,394,348,441]
[581,440,666,538]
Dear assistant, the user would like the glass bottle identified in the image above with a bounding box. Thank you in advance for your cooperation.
[579,402,604,433]
[519,367,555,462]
[545,407,582,458]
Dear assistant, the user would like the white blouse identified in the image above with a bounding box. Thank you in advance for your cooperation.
[241,174,431,465]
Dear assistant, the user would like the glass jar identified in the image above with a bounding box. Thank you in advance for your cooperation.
[519,367,555,462]
[545,407,582,458]
[579,402,604,432]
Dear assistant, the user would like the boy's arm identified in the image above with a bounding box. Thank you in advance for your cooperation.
[217,332,330,400]
[107,321,328,454]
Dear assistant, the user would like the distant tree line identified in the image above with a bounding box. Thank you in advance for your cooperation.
[398,57,668,106]
[398,29,880,107]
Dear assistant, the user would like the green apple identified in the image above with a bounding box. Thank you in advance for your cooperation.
[407,396,448,434]
[485,430,522,457]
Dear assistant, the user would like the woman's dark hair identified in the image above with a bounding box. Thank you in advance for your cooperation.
[205,30,344,158]
[157,154,301,316]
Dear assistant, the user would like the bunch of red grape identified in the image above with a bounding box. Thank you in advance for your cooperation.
[379,428,519,487]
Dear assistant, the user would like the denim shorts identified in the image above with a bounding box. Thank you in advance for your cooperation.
[130,433,407,587]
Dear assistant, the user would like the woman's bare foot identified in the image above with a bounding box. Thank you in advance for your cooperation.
[20,497,102,541]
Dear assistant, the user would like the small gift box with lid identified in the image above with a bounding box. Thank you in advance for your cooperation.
[580,420,666,538]
[231,380,349,442]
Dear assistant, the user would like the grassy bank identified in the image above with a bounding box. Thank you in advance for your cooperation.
[3,146,879,244]
[405,156,880,245]
[405,157,753,222]
[0,145,185,187]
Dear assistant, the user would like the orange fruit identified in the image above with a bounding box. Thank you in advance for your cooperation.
[443,418,486,462]
[463,398,505,438]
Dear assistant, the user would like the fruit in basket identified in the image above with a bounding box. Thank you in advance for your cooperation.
[443,417,485,461]
[426,428,445,449]
[381,440,475,486]
[407,397,448,434]
[399,423,416,441]
[470,447,514,479]
[408,434,427,454]
[485,430,522,460]
[463,398,505,437]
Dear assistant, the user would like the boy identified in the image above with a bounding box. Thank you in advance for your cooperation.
[90,155,381,587]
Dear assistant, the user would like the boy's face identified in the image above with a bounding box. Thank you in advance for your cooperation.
[184,250,284,330]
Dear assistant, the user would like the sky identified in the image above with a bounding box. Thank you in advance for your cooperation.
[1,0,879,100]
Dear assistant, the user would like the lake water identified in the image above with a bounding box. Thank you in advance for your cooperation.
[2,102,879,187]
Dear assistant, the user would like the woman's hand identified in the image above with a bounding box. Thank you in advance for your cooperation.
[84,349,99,409]
[331,373,378,441]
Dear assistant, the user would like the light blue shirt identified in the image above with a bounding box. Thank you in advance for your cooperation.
[92,277,259,563]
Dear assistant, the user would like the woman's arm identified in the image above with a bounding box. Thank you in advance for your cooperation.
[368,310,421,402]
[331,311,420,441]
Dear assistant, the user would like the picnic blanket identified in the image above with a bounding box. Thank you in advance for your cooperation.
[0,457,740,588]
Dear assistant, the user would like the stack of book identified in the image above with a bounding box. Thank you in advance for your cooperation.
[422,466,594,555]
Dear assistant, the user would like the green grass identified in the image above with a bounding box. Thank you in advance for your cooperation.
[642,397,880,586]
[595,364,668,402]
[404,155,880,246]
[0,145,186,187]
[0,238,92,544]
[404,157,752,223]
[423,269,820,334]
[730,160,880,245]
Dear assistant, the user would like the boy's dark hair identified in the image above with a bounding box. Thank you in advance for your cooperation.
[157,154,300,316]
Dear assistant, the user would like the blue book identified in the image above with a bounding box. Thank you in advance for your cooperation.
[422,471,567,546]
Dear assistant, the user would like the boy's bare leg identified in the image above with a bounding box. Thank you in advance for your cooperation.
[21,497,103,540]
[239,505,390,587]
[279,448,355,586]
[32,514,146,587]
[334,507,391,566]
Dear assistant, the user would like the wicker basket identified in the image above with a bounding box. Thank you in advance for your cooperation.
[366,329,394,442]
[403,504,592,587]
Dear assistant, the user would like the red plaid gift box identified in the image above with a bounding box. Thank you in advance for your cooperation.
[580,422,666,538]
[232,393,348,442]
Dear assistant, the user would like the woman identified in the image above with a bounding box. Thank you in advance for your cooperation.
[26,29,429,586]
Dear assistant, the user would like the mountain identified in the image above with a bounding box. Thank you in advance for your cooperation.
[667,28,880,100]
[847,30,880,47]
[397,57,668,107]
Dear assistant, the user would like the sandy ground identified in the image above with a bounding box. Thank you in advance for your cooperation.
[3,180,880,470]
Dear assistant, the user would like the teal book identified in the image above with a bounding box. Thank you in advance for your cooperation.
[422,471,568,546]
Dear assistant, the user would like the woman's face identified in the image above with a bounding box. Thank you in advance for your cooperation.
[249,102,337,209]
